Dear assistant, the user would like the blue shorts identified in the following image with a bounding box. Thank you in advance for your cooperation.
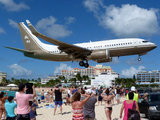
[55,101,62,106]
[41,96,44,100]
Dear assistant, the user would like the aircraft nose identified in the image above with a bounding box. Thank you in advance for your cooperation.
[151,44,157,48]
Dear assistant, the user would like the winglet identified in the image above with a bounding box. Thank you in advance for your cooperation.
[26,20,39,35]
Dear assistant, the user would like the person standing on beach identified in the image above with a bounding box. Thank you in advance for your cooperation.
[0,92,8,119]
[48,89,54,103]
[115,86,120,104]
[97,87,103,105]
[127,86,141,103]
[5,96,17,120]
[120,92,140,120]
[81,89,97,120]
[101,88,115,120]
[53,85,65,115]
[41,90,45,103]
[16,83,36,120]
[71,92,91,120]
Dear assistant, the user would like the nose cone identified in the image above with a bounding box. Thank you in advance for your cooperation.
[152,44,157,48]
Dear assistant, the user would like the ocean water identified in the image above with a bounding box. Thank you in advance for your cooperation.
[1,90,41,98]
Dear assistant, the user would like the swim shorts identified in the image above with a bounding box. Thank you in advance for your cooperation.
[55,101,62,106]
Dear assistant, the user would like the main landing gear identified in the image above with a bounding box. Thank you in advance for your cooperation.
[138,56,141,61]
[79,60,89,68]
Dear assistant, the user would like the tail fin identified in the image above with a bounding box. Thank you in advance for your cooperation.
[18,22,43,51]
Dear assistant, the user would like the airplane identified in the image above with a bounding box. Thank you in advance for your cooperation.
[5,20,157,68]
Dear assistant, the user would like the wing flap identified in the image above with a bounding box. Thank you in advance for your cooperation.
[26,20,91,57]
[4,46,34,54]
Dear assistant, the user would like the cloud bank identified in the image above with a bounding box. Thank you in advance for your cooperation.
[83,0,159,37]
[35,16,73,38]
[54,63,73,74]
[0,0,29,12]
[8,64,32,77]
[121,66,146,78]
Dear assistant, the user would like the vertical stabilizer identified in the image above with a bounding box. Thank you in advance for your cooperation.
[18,22,43,51]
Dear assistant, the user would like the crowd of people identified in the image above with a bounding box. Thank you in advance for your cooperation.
[0,84,146,120]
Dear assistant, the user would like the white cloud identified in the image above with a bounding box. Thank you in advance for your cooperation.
[35,16,73,38]
[121,66,145,78]
[65,17,76,24]
[8,64,32,77]
[83,0,159,37]
[0,0,29,12]
[8,19,18,29]
[0,27,5,34]
[54,63,73,74]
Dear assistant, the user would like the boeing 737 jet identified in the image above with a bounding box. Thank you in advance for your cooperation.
[5,20,157,68]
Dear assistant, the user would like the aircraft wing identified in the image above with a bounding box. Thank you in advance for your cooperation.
[26,20,91,59]
[4,46,34,54]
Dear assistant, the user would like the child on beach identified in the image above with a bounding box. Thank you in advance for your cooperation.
[29,101,36,120]
[5,96,17,120]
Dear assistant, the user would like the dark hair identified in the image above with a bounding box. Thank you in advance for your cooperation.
[8,96,14,102]
[0,92,4,98]
[81,89,85,94]
[29,101,33,106]
[128,92,134,100]
[75,86,77,89]
[105,88,109,96]
[100,86,103,89]
[51,89,53,91]
[18,83,25,91]
[84,87,87,89]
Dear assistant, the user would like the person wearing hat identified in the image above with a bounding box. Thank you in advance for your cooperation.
[80,89,97,120]
[5,96,17,120]
[127,86,141,102]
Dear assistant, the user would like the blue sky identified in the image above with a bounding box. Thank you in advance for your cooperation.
[0,0,160,79]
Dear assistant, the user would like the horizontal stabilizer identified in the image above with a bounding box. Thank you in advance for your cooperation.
[4,46,34,53]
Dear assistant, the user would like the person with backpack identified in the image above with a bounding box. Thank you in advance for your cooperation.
[119,92,140,120]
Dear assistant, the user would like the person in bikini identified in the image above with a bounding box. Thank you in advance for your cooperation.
[71,91,91,120]
[0,92,8,119]
[48,89,54,103]
[101,88,115,120]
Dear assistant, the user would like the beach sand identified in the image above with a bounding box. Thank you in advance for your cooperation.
[35,97,148,120]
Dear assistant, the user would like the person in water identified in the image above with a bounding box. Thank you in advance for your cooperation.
[101,88,115,120]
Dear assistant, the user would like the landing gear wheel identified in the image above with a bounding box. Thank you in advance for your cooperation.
[138,57,141,61]
[84,63,89,68]
[79,61,84,66]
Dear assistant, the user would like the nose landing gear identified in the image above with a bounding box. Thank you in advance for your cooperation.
[138,56,141,61]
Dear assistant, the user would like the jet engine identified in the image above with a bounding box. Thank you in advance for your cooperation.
[90,49,110,60]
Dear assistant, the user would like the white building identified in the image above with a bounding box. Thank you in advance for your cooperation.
[41,76,58,84]
[0,72,7,83]
[91,72,119,87]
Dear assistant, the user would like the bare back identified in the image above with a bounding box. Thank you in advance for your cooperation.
[103,95,113,107]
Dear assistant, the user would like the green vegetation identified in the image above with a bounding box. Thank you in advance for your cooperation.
[0,73,91,87]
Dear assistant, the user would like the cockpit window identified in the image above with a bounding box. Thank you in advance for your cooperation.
[142,41,149,43]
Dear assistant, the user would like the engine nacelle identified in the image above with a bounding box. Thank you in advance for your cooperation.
[90,49,110,60]
[96,57,112,63]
